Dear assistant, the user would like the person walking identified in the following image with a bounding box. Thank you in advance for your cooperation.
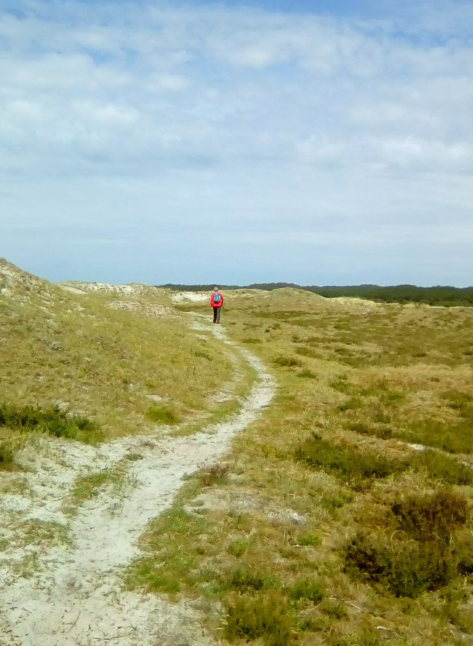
[210,286,224,323]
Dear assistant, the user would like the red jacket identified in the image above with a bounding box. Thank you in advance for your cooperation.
[211,291,224,308]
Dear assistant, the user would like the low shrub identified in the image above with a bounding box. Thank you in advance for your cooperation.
[402,418,472,454]
[441,389,473,412]
[321,489,354,512]
[329,376,352,394]
[345,490,469,597]
[331,632,383,646]
[127,560,182,594]
[229,567,272,591]
[338,397,363,412]
[345,531,459,597]
[193,350,212,360]
[0,441,14,466]
[297,533,321,547]
[199,463,229,486]
[0,403,101,443]
[295,434,404,484]
[273,355,302,368]
[458,533,473,574]
[348,422,393,440]
[145,405,180,425]
[320,600,348,619]
[289,578,324,603]
[297,369,317,379]
[224,590,293,645]
[227,539,250,558]
[391,490,468,542]
[408,449,473,485]
[295,345,318,358]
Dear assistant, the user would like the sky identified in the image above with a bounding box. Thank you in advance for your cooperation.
[1,0,472,286]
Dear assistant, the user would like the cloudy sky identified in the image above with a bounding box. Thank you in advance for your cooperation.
[1,0,472,286]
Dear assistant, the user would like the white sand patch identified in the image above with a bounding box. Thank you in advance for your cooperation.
[60,282,147,295]
[107,300,177,318]
[186,489,306,526]
[407,443,427,451]
[59,285,87,295]
[170,291,209,303]
[0,323,275,646]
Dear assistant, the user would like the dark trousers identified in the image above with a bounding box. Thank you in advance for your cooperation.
[213,306,221,323]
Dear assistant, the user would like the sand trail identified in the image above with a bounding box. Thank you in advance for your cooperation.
[0,323,275,646]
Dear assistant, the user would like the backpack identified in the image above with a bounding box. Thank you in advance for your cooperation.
[214,293,221,304]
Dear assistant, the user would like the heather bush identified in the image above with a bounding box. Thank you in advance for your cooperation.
[224,590,293,645]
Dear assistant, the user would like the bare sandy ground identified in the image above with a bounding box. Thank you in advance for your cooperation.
[0,323,275,646]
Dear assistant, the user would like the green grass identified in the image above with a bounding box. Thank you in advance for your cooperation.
[273,355,303,368]
[1,264,235,451]
[408,449,473,485]
[295,433,405,485]
[224,590,294,646]
[5,269,473,645]
[65,461,133,512]
[350,417,473,454]
[125,506,208,595]
[0,402,102,443]
[199,463,229,486]
[0,440,15,467]
[125,289,473,645]
[288,578,324,603]
[227,566,279,591]
[145,404,180,425]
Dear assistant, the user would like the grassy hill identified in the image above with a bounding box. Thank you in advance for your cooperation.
[130,287,473,646]
[160,282,473,307]
[2,262,473,645]
[0,259,234,463]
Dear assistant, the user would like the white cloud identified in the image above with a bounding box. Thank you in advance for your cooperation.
[0,0,472,285]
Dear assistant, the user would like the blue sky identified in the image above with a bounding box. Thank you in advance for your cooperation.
[1,0,472,286]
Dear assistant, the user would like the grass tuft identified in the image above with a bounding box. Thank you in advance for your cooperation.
[297,368,317,379]
[295,433,404,484]
[199,463,229,486]
[228,566,275,591]
[0,440,15,467]
[145,404,180,425]
[289,578,324,603]
[0,402,101,443]
[273,355,303,368]
[224,590,293,645]
[408,449,473,485]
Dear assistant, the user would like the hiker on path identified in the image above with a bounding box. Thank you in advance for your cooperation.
[210,286,224,323]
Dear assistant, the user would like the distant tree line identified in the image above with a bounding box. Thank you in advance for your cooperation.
[157,283,473,307]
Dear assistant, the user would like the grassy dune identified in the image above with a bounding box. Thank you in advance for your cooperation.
[129,288,473,646]
[2,259,473,644]
[0,260,234,463]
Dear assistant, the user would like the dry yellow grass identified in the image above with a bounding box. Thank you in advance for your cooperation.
[128,287,473,646]
[0,260,235,454]
[3,260,473,644]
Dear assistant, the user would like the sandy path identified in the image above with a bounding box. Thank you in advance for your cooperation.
[0,324,275,646]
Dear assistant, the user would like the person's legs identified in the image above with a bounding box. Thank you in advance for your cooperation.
[216,307,221,323]
[213,306,218,323]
